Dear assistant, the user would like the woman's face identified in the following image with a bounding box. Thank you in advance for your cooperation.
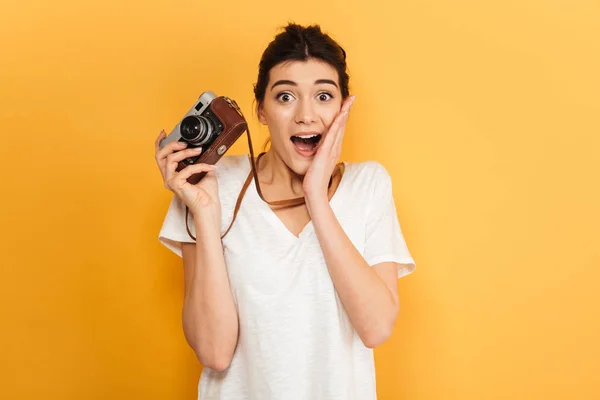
[258,58,343,176]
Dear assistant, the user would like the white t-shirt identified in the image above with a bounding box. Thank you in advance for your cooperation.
[158,154,416,400]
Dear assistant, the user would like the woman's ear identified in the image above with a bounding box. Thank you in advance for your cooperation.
[257,103,268,125]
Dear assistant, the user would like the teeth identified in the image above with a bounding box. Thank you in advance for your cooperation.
[294,134,320,139]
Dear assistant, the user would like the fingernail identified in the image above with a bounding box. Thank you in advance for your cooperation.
[192,147,202,152]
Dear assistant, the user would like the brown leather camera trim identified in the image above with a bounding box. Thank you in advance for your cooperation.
[175,96,247,185]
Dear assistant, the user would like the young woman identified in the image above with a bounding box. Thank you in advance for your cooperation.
[154,23,416,400]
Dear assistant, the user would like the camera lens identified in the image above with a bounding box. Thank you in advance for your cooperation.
[180,115,215,145]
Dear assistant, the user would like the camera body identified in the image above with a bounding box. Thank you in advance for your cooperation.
[159,91,248,184]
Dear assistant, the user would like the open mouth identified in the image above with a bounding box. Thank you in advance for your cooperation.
[290,134,322,152]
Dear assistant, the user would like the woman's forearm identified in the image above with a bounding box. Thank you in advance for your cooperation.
[308,196,398,348]
[182,211,239,371]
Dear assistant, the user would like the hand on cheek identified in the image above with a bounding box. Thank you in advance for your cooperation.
[303,95,356,202]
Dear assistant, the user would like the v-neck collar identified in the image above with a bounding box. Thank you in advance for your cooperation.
[249,161,350,242]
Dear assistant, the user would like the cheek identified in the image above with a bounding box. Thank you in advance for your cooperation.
[323,110,340,130]
[267,109,294,140]
[276,107,296,125]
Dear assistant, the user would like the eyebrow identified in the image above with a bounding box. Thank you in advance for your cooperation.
[270,79,338,91]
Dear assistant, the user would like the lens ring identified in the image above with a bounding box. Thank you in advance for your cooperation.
[180,115,213,145]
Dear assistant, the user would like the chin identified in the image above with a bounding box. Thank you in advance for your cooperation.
[292,162,312,177]
[270,143,313,177]
[279,155,308,177]
[288,149,316,176]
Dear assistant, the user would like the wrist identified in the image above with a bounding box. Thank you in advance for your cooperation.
[192,208,221,235]
[305,194,330,214]
[304,185,328,203]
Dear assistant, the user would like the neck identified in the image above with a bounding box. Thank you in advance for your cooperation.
[257,150,305,196]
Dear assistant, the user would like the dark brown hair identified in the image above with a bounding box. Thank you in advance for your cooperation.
[253,23,351,151]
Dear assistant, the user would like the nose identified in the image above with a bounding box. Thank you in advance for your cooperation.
[294,99,317,124]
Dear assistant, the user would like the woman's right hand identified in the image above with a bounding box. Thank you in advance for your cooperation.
[154,130,221,218]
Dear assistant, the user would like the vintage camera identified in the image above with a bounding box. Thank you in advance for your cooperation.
[159,91,248,184]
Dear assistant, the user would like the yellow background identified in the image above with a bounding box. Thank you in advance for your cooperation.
[1,0,599,398]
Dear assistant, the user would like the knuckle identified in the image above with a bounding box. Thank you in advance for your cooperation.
[170,142,185,151]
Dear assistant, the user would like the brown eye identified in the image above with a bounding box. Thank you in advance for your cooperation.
[318,92,333,102]
[276,93,294,103]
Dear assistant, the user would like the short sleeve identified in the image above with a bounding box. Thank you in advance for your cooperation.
[158,194,197,258]
[156,154,250,258]
[363,163,416,279]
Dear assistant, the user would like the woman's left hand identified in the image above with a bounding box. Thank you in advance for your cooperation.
[303,95,356,203]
